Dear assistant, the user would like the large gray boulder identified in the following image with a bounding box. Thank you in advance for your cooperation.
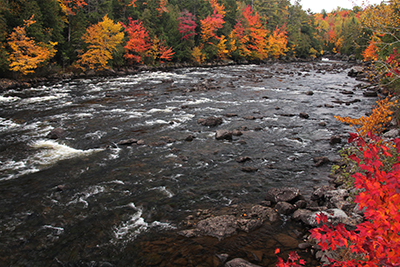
[265,187,301,203]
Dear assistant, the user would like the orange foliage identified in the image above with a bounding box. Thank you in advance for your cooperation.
[200,10,225,43]
[156,0,169,15]
[232,6,269,60]
[335,97,398,137]
[58,0,86,16]
[128,0,137,7]
[121,18,151,64]
[208,0,226,16]
[362,40,378,61]
[8,15,57,76]
[146,36,174,64]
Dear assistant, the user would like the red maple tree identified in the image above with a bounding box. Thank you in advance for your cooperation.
[121,18,151,64]
[177,10,197,41]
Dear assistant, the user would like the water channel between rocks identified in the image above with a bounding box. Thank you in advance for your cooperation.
[0,62,377,266]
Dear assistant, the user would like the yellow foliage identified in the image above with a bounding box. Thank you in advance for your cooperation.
[309,47,318,58]
[77,15,124,71]
[8,15,57,76]
[216,35,229,60]
[191,46,205,64]
[335,98,398,137]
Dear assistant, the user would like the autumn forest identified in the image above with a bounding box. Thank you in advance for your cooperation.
[0,0,398,79]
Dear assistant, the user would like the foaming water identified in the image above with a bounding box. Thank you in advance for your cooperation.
[0,140,103,181]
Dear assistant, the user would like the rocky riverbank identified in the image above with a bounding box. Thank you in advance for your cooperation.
[0,57,374,92]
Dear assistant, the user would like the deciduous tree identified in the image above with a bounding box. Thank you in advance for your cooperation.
[121,18,151,64]
[8,15,57,76]
[77,15,124,71]
[177,10,197,41]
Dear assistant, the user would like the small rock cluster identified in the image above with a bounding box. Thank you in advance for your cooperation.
[178,184,364,266]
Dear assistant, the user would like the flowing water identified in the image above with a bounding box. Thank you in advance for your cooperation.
[0,62,376,266]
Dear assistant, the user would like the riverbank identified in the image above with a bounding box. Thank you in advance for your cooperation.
[0,54,363,92]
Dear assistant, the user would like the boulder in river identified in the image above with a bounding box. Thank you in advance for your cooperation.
[198,116,223,127]
[47,128,66,139]
[348,66,364,77]
[265,187,302,203]
[216,129,233,141]
[299,112,309,119]
[363,91,378,97]
[117,138,138,145]
[329,135,342,145]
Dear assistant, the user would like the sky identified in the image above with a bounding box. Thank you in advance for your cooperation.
[295,0,384,13]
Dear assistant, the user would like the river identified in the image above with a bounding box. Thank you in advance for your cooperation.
[0,62,376,266]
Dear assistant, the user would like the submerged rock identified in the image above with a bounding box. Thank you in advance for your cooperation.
[47,128,65,139]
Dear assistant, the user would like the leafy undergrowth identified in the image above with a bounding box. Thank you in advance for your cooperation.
[277,133,400,266]
[276,96,400,266]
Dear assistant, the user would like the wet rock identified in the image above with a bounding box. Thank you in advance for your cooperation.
[299,112,309,119]
[383,128,400,138]
[298,242,312,249]
[185,134,196,141]
[47,128,65,139]
[306,209,349,227]
[198,116,223,127]
[237,218,263,232]
[348,66,364,77]
[363,91,378,97]
[241,167,258,173]
[265,187,301,203]
[217,254,229,264]
[236,156,252,163]
[117,138,138,145]
[319,121,327,126]
[311,185,335,201]
[341,90,354,95]
[196,215,238,240]
[232,129,243,136]
[136,140,145,145]
[216,130,233,141]
[324,104,334,108]
[225,258,262,267]
[324,189,349,199]
[305,91,314,95]
[250,205,281,223]
[160,136,176,143]
[278,113,296,117]
[275,201,296,215]
[292,209,313,223]
[225,113,238,117]
[313,156,330,167]
[329,135,341,145]
[294,200,307,209]
[244,116,256,120]
[316,251,339,265]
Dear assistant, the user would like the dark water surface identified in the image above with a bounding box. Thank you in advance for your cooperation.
[0,62,376,266]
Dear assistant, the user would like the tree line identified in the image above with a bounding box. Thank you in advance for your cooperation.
[0,0,378,78]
